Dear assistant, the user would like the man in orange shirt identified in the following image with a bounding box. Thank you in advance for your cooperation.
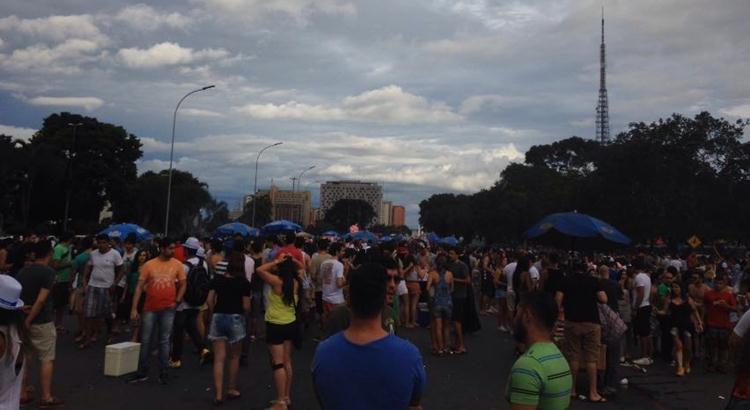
[127,237,187,385]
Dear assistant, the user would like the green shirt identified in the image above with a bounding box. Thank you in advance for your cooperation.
[507,342,572,409]
[72,251,91,288]
[53,243,73,282]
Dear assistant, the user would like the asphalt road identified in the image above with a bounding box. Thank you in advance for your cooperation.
[24,315,734,409]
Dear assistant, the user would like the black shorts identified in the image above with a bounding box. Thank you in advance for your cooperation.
[52,282,70,309]
[266,322,298,345]
[634,305,652,337]
[481,276,495,298]
[452,297,466,323]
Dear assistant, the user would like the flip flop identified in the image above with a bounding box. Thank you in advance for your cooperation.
[588,396,608,404]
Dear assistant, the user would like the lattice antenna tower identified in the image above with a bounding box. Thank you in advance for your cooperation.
[595,6,610,143]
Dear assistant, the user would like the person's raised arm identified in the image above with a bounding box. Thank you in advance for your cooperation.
[256,259,285,287]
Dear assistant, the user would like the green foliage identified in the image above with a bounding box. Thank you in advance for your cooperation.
[420,112,750,244]
[371,224,412,236]
[324,199,376,232]
[238,194,272,228]
[128,169,213,236]
[0,112,236,237]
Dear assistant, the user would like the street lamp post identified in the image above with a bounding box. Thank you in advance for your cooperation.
[164,85,215,236]
[62,122,83,232]
[296,165,315,192]
[252,142,283,228]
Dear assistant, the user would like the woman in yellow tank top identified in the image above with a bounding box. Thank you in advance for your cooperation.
[255,254,303,410]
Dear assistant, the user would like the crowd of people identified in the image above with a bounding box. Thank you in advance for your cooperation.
[1,230,750,409]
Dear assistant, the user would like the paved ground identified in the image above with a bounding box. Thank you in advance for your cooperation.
[25,314,734,409]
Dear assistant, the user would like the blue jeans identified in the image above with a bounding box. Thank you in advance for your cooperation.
[138,308,176,374]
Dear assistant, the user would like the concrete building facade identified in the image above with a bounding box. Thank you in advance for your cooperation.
[320,181,383,224]
[251,184,312,227]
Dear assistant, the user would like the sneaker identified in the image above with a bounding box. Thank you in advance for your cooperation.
[200,348,211,366]
[676,366,685,377]
[632,357,653,366]
[157,372,168,385]
[169,360,181,369]
[620,378,629,385]
[126,373,149,384]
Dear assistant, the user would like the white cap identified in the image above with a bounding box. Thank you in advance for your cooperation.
[0,275,24,310]
[184,237,201,250]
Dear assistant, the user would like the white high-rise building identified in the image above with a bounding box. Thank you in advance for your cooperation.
[320,181,383,224]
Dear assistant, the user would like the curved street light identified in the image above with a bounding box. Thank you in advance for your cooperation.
[296,165,316,192]
[164,84,215,236]
[252,142,283,227]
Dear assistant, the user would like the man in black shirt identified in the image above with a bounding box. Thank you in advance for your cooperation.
[555,262,607,403]
[16,240,64,407]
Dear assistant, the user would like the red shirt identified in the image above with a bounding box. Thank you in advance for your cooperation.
[704,289,736,329]
[274,245,304,265]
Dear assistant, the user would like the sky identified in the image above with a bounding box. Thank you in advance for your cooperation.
[1,0,748,227]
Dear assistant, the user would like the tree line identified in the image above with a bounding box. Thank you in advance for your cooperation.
[419,112,750,245]
[0,112,235,235]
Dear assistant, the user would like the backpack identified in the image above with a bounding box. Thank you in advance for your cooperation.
[184,259,210,306]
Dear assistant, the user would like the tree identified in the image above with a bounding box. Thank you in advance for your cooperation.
[0,135,32,231]
[419,111,750,244]
[129,169,212,236]
[238,194,272,228]
[324,199,376,232]
[22,112,142,232]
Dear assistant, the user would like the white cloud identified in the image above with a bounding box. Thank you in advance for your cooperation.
[0,124,36,140]
[181,108,225,118]
[236,85,462,123]
[113,4,191,31]
[720,104,750,118]
[0,14,108,46]
[26,96,104,111]
[0,37,4,49]
[197,0,355,23]
[0,39,103,74]
[117,42,230,68]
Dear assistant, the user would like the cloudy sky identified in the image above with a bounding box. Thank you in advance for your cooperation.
[1,0,748,227]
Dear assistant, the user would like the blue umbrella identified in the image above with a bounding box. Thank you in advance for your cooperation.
[99,223,153,242]
[524,212,631,245]
[438,235,460,246]
[426,232,441,243]
[213,222,260,239]
[344,230,378,242]
[262,219,302,234]
[321,230,340,238]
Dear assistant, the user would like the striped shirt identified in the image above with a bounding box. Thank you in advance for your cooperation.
[506,342,572,409]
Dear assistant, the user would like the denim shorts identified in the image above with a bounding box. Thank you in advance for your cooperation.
[209,313,246,344]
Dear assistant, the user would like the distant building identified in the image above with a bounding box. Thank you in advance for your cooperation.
[391,205,405,227]
[320,181,383,225]
[255,184,312,227]
[380,201,392,226]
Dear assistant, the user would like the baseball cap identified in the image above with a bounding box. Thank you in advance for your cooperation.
[184,237,201,250]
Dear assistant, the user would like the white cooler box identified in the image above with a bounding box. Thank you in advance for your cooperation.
[104,342,140,376]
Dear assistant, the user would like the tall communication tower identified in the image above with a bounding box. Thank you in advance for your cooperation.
[595,6,610,143]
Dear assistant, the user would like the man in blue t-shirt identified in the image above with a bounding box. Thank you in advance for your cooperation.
[312,263,426,410]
